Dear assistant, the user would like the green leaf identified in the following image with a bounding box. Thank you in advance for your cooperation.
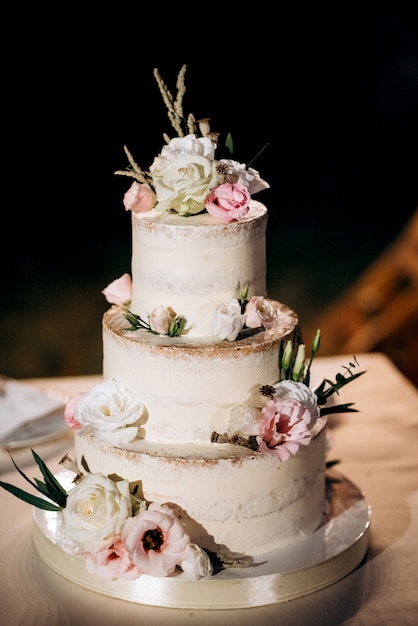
[32,450,67,507]
[0,450,68,510]
[320,402,359,416]
[0,481,61,511]
[325,459,340,468]
[225,133,234,155]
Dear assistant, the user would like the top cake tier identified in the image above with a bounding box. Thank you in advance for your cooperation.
[130,200,268,338]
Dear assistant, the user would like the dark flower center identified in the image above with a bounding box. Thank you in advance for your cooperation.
[143,528,164,552]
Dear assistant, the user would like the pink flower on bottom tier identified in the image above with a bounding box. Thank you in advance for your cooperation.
[205,183,251,222]
[122,503,191,577]
[123,181,156,213]
[257,397,312,461]
[85,539,141,581]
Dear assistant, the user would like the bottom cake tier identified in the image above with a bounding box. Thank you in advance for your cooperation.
[74,418,327,557]
[32,470,371,609]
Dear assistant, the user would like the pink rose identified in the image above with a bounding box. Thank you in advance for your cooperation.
[244,296,278,330]
[85,538,141,581]
[123,181,156,213]
[122,503,191,577]
[64,393,83,430]
[205,183,251,222]
[102,273,132,305]
[149,305,177,335]
[257,397,312,461]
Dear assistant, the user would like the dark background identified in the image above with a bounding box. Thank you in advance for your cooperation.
[1,3,417,381]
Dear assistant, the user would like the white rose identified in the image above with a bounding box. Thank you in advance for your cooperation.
[212,299,245,341]
[150,134,219,215]
[273,380,319,427]
[181,543,213,580]
[59,473,132,554]
[73,379,143,444]
[159,134,217,160]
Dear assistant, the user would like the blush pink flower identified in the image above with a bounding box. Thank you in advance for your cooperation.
[257,397,312,461]
[102,273,132,305]
[85,538,141,581]
[122,503,191,577]
[123,181,156,213]
[64,393,83,430]
[149,305,177,335]
[205,183,251,222]
[244,296,278,330]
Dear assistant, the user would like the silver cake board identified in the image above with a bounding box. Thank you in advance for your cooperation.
[32,470,371,609]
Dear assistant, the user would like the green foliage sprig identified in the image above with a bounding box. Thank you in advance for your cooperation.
[124,309,187,338]
[0,449,67,511]
[279,328,365,416]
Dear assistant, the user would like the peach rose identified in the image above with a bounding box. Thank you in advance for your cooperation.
[102,273,132,305]
[123,181,156,213]
[244,296,278,330]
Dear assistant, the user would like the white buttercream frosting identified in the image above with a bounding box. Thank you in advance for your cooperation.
[75,418,327,556]
[129,200,267,338]
[103,301,298,445]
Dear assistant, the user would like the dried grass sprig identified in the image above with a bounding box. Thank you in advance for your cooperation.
[114,146,153,185]
[153,64,188,137]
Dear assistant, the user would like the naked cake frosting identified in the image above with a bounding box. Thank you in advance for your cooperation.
[1,65,366,597]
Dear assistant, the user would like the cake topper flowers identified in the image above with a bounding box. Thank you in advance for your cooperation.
[114,64,269,221]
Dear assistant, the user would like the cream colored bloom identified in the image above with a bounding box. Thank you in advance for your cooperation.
[150,134,219,215]
[212,299,245,341]
[73,379,143,444]
[59,473,132,554]
[181,543,213,579]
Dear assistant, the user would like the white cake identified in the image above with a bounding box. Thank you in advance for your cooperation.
[2,65,366,597]
[130,201,268,339]
[68,65,332,577]
[74,191,328,557]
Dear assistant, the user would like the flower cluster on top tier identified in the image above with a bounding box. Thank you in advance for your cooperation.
[114,64,269,222]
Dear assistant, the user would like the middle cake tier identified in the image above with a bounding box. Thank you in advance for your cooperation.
[103,302,298,445]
